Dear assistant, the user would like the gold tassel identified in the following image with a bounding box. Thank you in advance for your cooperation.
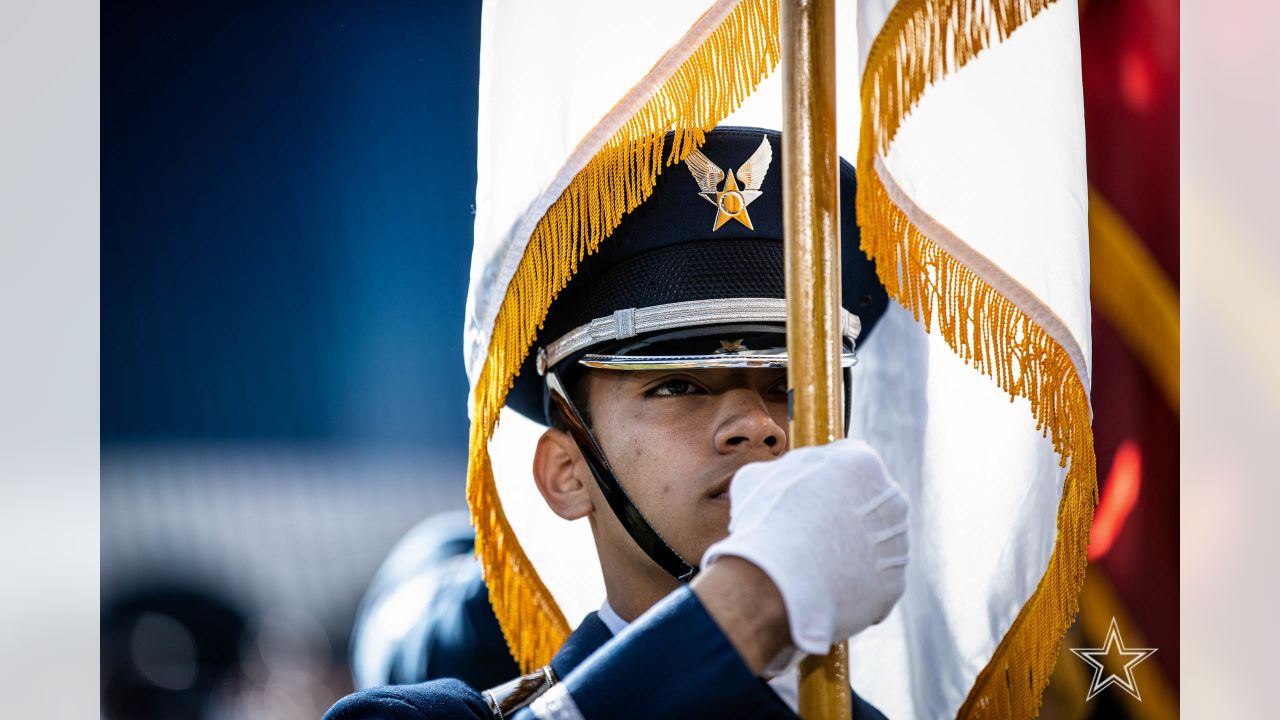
[860,0,1057,162]
[857,0,1096,717]
[468,0,782,673]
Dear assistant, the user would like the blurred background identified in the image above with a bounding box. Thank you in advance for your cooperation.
[100,0,1180,718]
[1040,1,1180,718]
[103,1,482,717]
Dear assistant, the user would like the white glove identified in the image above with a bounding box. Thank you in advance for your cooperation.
[701,438,909,656]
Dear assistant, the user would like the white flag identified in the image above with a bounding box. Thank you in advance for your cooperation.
[463,2,1093,717]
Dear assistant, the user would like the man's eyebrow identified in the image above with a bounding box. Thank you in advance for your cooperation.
[620,371,677,385]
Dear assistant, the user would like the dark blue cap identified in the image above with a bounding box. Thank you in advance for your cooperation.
[506,126,889,422]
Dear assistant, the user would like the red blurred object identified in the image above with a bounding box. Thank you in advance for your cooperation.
[1088,439,1142,561]
[1080,0,1180,692]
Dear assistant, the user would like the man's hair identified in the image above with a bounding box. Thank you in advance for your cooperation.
[548,369,592,433]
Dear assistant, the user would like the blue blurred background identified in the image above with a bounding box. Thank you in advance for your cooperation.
[102,2,483,716]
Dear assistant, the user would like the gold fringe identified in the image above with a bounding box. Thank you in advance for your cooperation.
[1088,186,1180,413]
[468,0,781,673]
[857,0,1096,717]
[860,0,1057,161]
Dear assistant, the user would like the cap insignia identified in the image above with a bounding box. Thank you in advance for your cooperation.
[684,136,773,232]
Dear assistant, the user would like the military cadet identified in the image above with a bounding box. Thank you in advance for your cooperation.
[348,512,520,693]
[326,127,909,720]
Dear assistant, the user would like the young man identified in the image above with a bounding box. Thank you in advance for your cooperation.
[327,128,909,720]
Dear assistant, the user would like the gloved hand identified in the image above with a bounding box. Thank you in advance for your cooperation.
[701,438,909,656]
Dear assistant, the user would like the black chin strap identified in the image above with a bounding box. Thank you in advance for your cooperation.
[544,369,698,582]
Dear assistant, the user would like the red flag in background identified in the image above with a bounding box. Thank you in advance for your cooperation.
[1045,1,1179,717]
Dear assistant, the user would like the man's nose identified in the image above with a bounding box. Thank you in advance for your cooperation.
[713,389,787,456]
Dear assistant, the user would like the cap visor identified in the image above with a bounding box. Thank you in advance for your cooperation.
[579,351,857,371]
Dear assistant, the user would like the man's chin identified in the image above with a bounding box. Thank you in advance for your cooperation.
[688,527,731,569]
[654,505,730,572]
[699,499,731,532]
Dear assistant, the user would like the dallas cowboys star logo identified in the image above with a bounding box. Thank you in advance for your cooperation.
[683,136,773,231]
[1070,617,1158,702]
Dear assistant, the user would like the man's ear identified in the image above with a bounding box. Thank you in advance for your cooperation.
[533,428,595,521]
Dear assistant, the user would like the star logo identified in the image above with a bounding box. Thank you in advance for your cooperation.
[683,136,773,231]
[1070,617,1158,702]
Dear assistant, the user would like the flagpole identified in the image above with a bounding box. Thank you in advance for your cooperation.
[780,0,850,717]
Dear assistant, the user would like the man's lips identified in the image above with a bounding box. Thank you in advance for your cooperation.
[707,473,734,500]
[708,458,778,499]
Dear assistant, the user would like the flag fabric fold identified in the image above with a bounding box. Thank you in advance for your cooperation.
[850,1,1093,716]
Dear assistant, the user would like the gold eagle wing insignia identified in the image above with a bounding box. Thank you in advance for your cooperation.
[684,147,725,195]
[736,136,773,191]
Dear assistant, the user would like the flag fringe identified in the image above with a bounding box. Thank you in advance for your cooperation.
[861,0,1057,160]
[857,0,1096,717]
[468,0,781,673]
[861,176,1097,718]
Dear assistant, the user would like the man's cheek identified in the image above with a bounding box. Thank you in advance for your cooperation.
[623,435,647,464]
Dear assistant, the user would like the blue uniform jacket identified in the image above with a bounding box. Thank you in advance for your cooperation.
[326,587,887,719]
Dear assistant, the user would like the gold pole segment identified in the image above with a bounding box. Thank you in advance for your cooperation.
[780,0,850,718]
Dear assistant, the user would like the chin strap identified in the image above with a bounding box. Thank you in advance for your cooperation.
[545,368,698,582]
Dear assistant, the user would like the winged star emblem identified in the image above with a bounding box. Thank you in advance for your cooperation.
[684,135,773,231]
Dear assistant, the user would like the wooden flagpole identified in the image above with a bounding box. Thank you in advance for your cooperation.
[780,0,850,717]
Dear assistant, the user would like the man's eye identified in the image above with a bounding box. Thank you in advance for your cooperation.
[648,379,700,397]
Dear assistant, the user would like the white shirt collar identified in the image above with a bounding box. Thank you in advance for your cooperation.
[598,599,629,636]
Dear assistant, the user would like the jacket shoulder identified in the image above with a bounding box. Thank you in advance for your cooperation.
[325,678,491,720]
